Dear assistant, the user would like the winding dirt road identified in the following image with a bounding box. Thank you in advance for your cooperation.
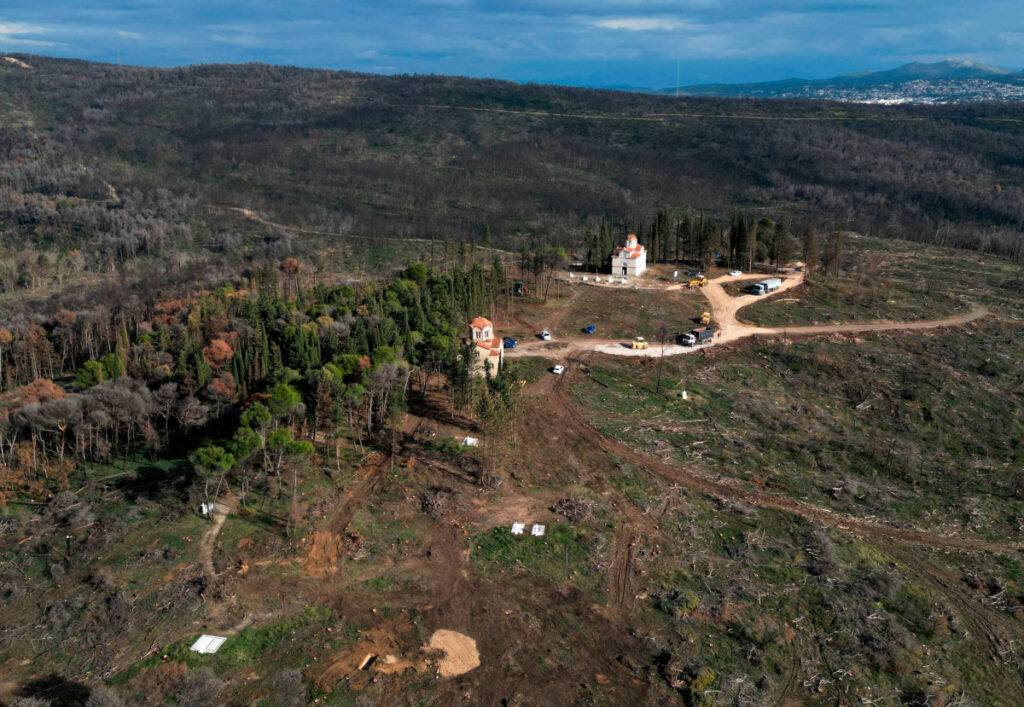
[504,272,988,360]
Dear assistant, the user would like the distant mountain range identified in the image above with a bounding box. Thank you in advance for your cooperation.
[656,60,1024,104]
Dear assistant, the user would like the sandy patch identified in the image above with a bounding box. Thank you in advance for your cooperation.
[429,629,480,677]
[302,530,343,577]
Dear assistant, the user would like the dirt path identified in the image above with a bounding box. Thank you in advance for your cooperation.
[505,272,988,360]
[199,502,231,584]
[608,524,635,612]
[211,205,515,257]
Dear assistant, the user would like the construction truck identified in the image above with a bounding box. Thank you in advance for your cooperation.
[688,277,708,288]
[692,326,715,344]
[509,281,529,296]
[631,337,648,350]
[700,311,711,325]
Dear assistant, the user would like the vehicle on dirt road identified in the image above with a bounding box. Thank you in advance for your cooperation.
[749,277,782,295]
[502,337,517,348]
[686,270,702,277]
[692,326,715,343]
[728,270,742,277]
[678,332,697,346]
[700,311,711,325]
[631,337,648,350]
[688,277,708,288]
[551,365,565,375]
[583,324,596,334]
[540,330,552,341]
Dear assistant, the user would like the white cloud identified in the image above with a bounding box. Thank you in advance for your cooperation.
[0,20,58,46]
[590,17,688,31]
[117,30,143,41]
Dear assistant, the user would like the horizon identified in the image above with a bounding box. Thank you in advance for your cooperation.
[2,2,1023,88]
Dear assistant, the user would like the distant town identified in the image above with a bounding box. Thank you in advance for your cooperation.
[769,78,1024,104]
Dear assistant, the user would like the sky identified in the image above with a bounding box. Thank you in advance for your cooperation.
[1,1,1023,87]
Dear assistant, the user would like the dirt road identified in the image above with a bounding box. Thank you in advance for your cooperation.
[504,271,988,360]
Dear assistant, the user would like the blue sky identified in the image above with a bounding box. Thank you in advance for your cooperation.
[1,1,1023,86]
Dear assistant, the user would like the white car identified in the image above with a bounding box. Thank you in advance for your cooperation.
[540,330,552,341]
[728,270,743,277]
[551,365,565,375]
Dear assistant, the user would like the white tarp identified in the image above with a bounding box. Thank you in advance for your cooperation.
[511,523,525,535]
[190,635,227,654]
[461,437,479,447]
[531,525,546,537]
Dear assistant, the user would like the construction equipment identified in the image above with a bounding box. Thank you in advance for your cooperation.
[510,281,529,296]
[700,311,711,325]
[631,337,648,350]
[688,277,708,288]
[692,326,715,344]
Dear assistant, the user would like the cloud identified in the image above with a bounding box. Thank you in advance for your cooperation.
[117,30,143,41]
[590,17,688,31]
[0,20,58,46]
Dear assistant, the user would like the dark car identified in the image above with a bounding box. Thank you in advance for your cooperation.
[502,337,517,348]
[686,269,702,277]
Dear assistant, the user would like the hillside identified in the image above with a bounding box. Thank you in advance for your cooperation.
[0,54,1023,307]
[1,54,1024,706]
[1,234,1023,704]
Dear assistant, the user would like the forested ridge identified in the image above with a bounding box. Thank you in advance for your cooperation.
[1,53,1023,291]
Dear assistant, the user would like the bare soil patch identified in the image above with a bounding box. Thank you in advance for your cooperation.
[429,629,481,677]
[302,530,344,578]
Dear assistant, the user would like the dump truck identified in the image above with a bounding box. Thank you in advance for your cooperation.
[750,277,781,295]
[688,277,708,288]
[700,311,711,325]
[692,327,715,344]
[632,337,648,350]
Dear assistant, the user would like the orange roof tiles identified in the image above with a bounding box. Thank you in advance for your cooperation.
[469,316,493,329]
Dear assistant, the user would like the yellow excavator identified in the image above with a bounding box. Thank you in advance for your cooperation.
[700,311,711,325]
[631,337,648,350]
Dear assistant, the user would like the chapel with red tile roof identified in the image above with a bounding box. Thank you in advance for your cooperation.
[611,233,647,277]
[465,316,503,376]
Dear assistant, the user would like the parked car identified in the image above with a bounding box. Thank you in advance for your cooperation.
[583,324,596,334]
[686,269,702,277]
[551,365,565,375]
[540,330,552,341]
[728,270,742,277]
[502,337,517,348]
